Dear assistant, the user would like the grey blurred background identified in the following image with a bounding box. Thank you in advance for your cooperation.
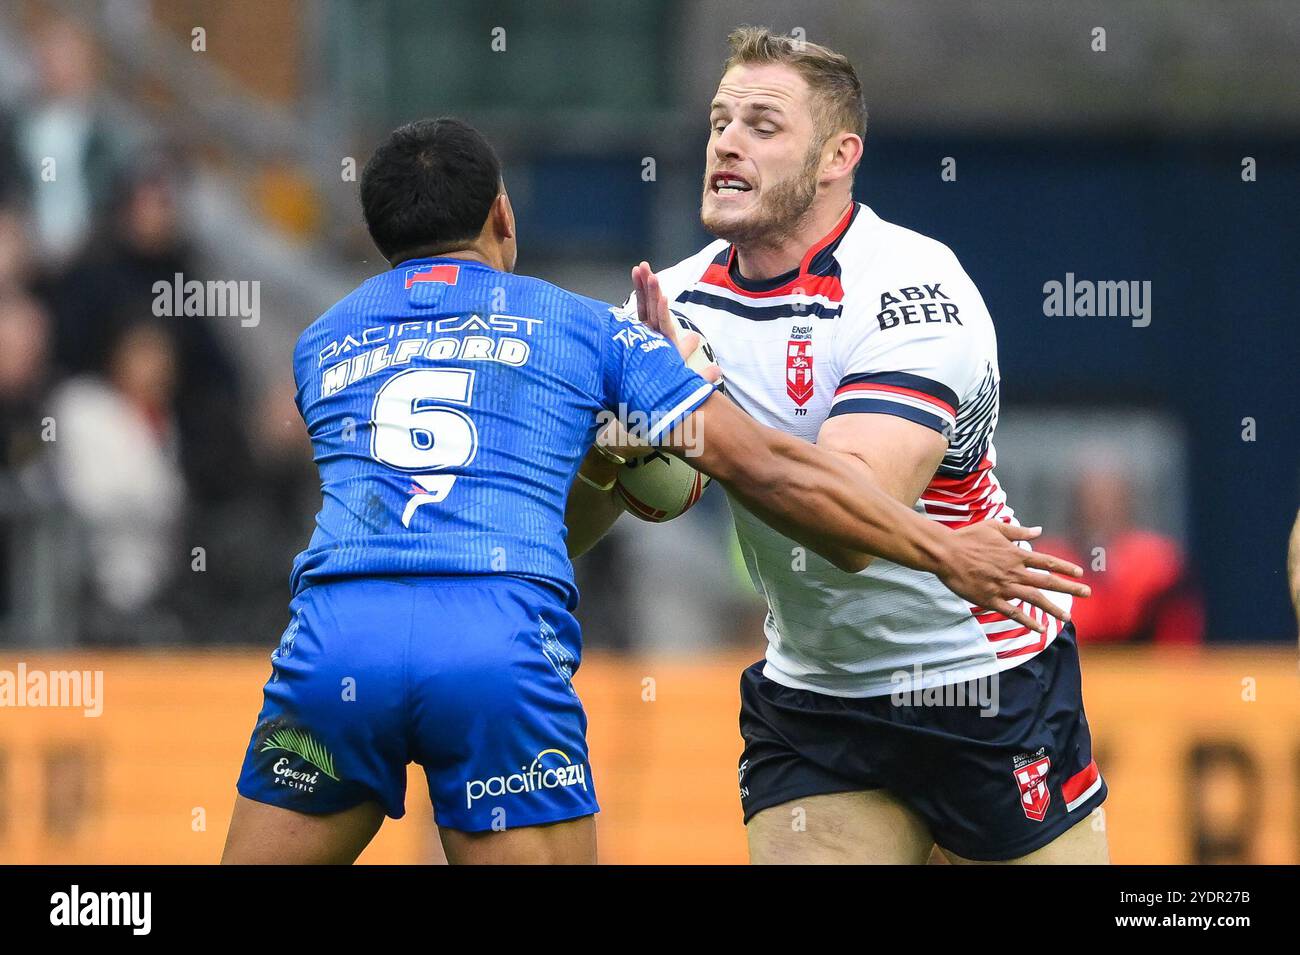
[0,0,1297,651]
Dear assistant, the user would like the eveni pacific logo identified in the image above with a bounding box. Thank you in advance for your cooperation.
[465,749,589,808]
[260,726,339,793]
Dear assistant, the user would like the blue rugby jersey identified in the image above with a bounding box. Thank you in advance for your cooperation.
[288,257,713,605]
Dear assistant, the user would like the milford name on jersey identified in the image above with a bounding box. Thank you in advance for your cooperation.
[290,257,713,605]
[653,203,1069,697]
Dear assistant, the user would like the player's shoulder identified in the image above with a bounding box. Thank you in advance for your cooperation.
[838,204,968,278]
[836,205,992,334]
[498,270,617,324]
[293,273,380,365]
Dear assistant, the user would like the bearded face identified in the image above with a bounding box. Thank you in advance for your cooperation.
[700,62,830,251]
[701,137,822,248]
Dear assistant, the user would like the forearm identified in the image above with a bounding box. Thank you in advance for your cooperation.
[681,397,951,574]
[727,430,950,574]
[564,448,624,558]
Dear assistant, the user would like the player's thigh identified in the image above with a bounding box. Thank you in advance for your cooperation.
[411,579,599,836]
[221,795,385,865]
[234,582,414,823]
[439,814,596,865]
[941,811,1109,865]
[746,789,934,865]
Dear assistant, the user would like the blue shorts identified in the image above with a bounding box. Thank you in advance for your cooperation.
[738,624,1106,861]
[235,575,599,832]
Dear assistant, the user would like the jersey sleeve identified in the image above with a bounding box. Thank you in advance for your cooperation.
[596,296,715,444]
[829,252,987,442]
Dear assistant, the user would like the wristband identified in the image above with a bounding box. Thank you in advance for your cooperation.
[593,443,627,467]
[576,469,616,492]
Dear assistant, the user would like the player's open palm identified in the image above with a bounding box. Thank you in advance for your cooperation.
[631,261,721,384]
[939,522,1090,633]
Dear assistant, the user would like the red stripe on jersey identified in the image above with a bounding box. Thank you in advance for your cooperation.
[925,459,1051,654]
[923,500,983,517]
[699,263,845,301]
[996,631,1048,658]
[799,202,856,271]
[920,466,1004,527]
[1062,760,1101,804]
[926,456,993,498]
[985,624,1032,642]
[833,382,956,417]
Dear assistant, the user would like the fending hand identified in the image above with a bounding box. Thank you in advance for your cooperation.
[937,521,1091,634]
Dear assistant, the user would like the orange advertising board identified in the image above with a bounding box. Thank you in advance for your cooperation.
[0,647,1296,864]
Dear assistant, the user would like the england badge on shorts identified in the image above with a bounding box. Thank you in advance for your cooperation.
[1012,748,1051,821]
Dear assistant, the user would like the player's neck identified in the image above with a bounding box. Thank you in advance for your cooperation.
[392,243,508,272]
[436,248,500,270]
[732,196,853,281]
[429,247,509,272]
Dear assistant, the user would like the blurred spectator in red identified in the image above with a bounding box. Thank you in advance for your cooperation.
[8,17,127,264]
[50,320,185,625]
[1037,462,1204,645]
[44,152,252,504]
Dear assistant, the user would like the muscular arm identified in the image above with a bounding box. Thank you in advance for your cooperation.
[668,391,1087,632]
[564,446,623,559]
[673,393,949,574]
[605,261,1087,632]
[813,412,948,571]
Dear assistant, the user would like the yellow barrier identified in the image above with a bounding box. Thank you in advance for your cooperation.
[0,647,1296,863]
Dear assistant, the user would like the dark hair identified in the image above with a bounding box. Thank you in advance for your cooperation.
[360,118,502,262]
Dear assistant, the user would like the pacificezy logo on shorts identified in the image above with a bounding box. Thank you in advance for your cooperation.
[465,749,588,808]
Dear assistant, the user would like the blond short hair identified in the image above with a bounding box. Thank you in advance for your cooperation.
[723,26,868,143]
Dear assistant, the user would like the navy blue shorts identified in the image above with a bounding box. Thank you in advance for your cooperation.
[235,576,599,832]
[738,624,1106,861]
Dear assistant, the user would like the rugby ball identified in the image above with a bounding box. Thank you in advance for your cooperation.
[676,313,718,373]
[614,322,714,523]
[615,449,711,522]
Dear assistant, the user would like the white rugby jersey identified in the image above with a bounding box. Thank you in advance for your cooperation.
[645,203,1070,697]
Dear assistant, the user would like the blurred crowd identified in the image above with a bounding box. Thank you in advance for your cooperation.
[0,18,315,645]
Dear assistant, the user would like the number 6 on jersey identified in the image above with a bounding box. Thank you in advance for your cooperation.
[370,367,479,525]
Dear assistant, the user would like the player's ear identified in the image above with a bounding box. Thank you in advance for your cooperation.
[491,191,515,241]
[823,132,863,184]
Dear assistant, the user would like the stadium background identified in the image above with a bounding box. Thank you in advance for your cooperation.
[0,0,1297,863]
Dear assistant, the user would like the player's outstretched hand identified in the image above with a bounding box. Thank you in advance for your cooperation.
[632,261,722,384]
[632,261,670,334]
[937,522,1090,634]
